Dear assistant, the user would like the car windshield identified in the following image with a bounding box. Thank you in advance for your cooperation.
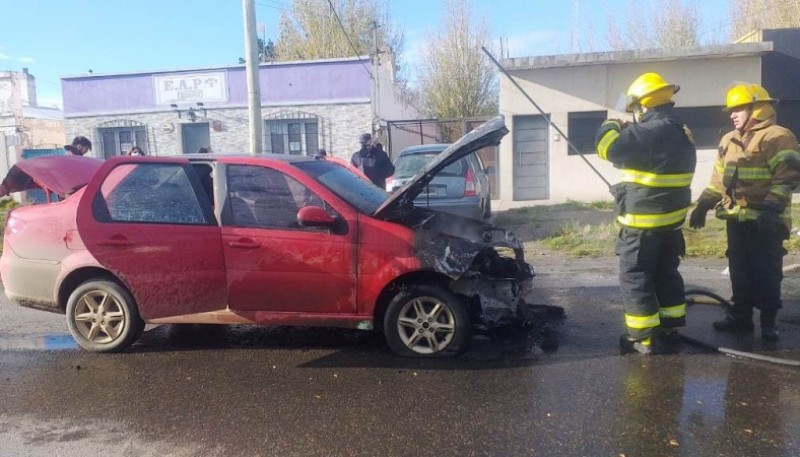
[293,160,388,214]
[394,152,466,179]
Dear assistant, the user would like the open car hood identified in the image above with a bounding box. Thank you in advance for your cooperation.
[3,155,104,196]
[373,115,508,219]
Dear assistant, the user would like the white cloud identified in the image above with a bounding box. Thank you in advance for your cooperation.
[17,56,35,64]
[506,30,564,57]
[0,53,9,60]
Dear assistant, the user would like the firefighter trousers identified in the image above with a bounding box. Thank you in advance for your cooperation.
[616,227,686,340]
[726,220,784,319]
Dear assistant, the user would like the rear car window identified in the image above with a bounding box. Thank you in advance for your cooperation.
[394,153,467,179]
[92,163,212,225]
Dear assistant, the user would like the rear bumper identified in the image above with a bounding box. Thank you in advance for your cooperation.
[0,246,61,313]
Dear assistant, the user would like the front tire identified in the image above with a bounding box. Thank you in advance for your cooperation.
[66,280,144,353]
[383,284,471,357]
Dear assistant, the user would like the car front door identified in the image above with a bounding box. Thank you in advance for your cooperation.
[220,163,358,314]
[76,158,226,320]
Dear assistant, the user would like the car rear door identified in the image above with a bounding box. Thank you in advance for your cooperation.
[76,157,226,320]
[219,161,358,314]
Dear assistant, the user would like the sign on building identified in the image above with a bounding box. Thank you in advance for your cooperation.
[154,72,228,105]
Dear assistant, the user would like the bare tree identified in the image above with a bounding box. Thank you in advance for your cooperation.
[417,0,497,121]
[604,0,699,50]
[729,0,800,40]
[274,0,404,76]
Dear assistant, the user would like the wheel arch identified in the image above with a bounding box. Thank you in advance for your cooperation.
[372,270,454,333]
[57,267,128,313]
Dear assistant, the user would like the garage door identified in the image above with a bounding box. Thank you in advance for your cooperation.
[513,115,548,200]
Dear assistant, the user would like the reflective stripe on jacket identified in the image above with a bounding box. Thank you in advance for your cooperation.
[698,117,800,227]
[595,104,697,230]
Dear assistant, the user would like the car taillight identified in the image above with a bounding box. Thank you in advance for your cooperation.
[6,212,26,235]
[385,176,393,192]
[464,168,477,197]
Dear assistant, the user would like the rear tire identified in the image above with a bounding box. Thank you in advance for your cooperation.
[66,280,144,353]
[383,284,471,357]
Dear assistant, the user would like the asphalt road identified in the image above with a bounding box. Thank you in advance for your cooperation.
[1,255,799,456]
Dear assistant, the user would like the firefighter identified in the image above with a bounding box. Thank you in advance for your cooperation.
[595,72,697,355]
[689,83,800,341]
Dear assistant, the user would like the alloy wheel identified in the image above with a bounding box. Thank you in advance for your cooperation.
[72,290,127,344]
[396,296,456,354]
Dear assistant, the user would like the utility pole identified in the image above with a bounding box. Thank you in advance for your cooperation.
[371,21,381,136]
[243,0,263,154]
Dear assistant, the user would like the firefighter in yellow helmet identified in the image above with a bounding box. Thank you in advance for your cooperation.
[595,72,697,355]
[689,83,800,341]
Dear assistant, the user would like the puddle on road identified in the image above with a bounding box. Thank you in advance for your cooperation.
[0,334,77,351]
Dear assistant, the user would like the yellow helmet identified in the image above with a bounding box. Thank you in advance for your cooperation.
[624,72,680,113]
[724,83,778,121]
[724,83,778,110]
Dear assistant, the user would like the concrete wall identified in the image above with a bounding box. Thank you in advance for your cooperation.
[498,56,762,205]
[64,102,371,160]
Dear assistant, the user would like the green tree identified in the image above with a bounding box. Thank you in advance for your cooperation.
[239,38,278,64]
[417,0,497,120]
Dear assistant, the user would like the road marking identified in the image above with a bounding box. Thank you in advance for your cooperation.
[0,334,77,351]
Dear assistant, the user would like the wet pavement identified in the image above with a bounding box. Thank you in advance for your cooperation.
[1,255,799,456]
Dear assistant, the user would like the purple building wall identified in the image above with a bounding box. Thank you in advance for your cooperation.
[62,59,372,116]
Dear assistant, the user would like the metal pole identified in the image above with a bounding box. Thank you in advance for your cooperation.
[243,0,263,155]
[481,46,611,189]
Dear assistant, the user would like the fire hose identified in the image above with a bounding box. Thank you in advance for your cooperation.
[685,289,800,367]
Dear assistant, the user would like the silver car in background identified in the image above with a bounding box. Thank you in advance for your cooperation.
[388,144,493,220]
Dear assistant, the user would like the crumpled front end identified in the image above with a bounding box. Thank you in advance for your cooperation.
[409,210,535,327]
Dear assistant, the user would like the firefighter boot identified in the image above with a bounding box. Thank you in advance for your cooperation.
[713,309,755,333]
[656,328,681,347]
[760,310,780,342]
[619,334,653,355]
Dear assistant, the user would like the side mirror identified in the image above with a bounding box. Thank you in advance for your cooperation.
[297,205,335,227]
[484,165,496,175]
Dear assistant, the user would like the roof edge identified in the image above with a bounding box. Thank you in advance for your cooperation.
[61,55,371,80]
[501,42,774,71]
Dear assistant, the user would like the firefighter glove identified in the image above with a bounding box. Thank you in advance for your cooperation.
[689,200,715,229]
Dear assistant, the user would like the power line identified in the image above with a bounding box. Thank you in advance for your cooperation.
[326,0,373,79]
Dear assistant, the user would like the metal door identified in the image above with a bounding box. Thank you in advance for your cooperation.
[182,123,210,154]
[513,115,548,200]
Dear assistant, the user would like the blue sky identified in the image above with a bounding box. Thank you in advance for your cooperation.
[0,0,731,108]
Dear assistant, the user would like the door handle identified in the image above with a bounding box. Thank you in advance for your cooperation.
[98,236,134,247]
[228,241,260,249]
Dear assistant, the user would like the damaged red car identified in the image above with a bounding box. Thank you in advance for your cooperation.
[0,116,534,357]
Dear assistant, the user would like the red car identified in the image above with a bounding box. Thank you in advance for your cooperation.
[0,116,534,357]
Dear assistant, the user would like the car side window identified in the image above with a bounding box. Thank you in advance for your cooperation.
[93,163,212,225]
[225,164,331,230]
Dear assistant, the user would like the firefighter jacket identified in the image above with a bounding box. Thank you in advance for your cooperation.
[595,104,697,230]
[697,117,800,226]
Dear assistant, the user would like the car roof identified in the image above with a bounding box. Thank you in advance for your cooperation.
[184,152,317,163]
[397,144,451,156]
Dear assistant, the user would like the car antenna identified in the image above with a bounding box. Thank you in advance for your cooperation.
[481,47,612,190]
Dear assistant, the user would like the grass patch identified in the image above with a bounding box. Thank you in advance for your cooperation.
[497,201,800,258]
[541,221,617,257]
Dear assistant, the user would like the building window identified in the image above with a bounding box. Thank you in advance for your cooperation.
[99,127,148,158]
[568,111,607,155]
[266,120,319,156]
[673,106,731,149]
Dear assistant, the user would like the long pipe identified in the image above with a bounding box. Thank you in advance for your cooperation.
[481,47,612,189]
